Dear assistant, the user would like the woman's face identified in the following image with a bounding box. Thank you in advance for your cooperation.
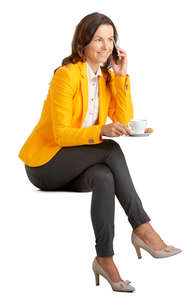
[84,24,114,65]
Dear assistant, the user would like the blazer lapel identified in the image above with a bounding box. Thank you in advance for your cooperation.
[79,62,88,126]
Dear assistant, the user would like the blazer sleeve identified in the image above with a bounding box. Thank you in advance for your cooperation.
[108,72,134,126]
[49,67,103,147]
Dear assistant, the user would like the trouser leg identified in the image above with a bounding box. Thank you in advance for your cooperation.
[103,142,151,229]
[63,163,115,257]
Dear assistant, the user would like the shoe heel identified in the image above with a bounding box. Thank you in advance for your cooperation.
[94,272,100,286]
[134,245,142,259]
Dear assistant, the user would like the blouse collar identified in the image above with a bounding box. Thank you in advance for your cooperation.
[85,61,102,80]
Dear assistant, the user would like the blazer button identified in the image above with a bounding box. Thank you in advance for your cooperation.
[88,139,94,143]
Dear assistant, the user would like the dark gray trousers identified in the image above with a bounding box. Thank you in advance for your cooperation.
[24,139,151,257]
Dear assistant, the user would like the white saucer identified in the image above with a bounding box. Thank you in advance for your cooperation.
[122,132,151,137]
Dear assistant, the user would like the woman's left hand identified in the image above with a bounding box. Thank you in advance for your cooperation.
[110,45,128,77]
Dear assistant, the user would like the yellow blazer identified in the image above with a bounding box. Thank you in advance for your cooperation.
[18,61,133,167]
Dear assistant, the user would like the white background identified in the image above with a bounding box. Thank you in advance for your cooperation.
[0,0,194,299]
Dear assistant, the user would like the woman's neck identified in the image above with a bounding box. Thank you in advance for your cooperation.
[86,59,100,75]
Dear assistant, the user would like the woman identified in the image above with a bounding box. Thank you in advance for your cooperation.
[18,12,182,292]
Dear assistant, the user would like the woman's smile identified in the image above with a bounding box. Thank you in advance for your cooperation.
[97,51,110,57]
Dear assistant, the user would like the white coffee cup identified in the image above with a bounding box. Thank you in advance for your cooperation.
[128,119,147,134]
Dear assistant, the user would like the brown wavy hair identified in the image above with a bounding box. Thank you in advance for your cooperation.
[53,12,119,87]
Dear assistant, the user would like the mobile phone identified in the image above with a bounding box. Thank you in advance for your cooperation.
[112,40,120,64]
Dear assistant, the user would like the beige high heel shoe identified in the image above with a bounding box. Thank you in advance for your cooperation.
[92,257,135,292]
[131,231,182,259]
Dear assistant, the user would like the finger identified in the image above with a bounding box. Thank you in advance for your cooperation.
[117,46,126,53]
[116,53,127,62]
[115,46,124,54]
[119,51,127,56]
[117,53,126,57]
[125,128,132,135]
[115,129,123,136]
[117,53,127,61]
[114,124,125,136]
[113,123,122,133]
[123,124,132,135]
[128,129,133,135]
[118,124,129,135]
[118,128,125,135]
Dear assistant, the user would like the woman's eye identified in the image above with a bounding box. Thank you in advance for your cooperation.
[95,38,113,42]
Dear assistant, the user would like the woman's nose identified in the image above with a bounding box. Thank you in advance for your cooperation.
[101,41,110,50]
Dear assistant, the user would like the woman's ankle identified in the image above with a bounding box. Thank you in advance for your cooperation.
[133,222,152,237]
[96,255,114,264]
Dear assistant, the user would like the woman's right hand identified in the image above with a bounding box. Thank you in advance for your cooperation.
[100,122,132,137]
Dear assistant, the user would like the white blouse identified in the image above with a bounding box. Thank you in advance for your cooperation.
[81,61,102,128]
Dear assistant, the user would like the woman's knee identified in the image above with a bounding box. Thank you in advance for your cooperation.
[104,139,123,162]
[87,163,114,187]
[104,138,120,147]
[103,138,122,154]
